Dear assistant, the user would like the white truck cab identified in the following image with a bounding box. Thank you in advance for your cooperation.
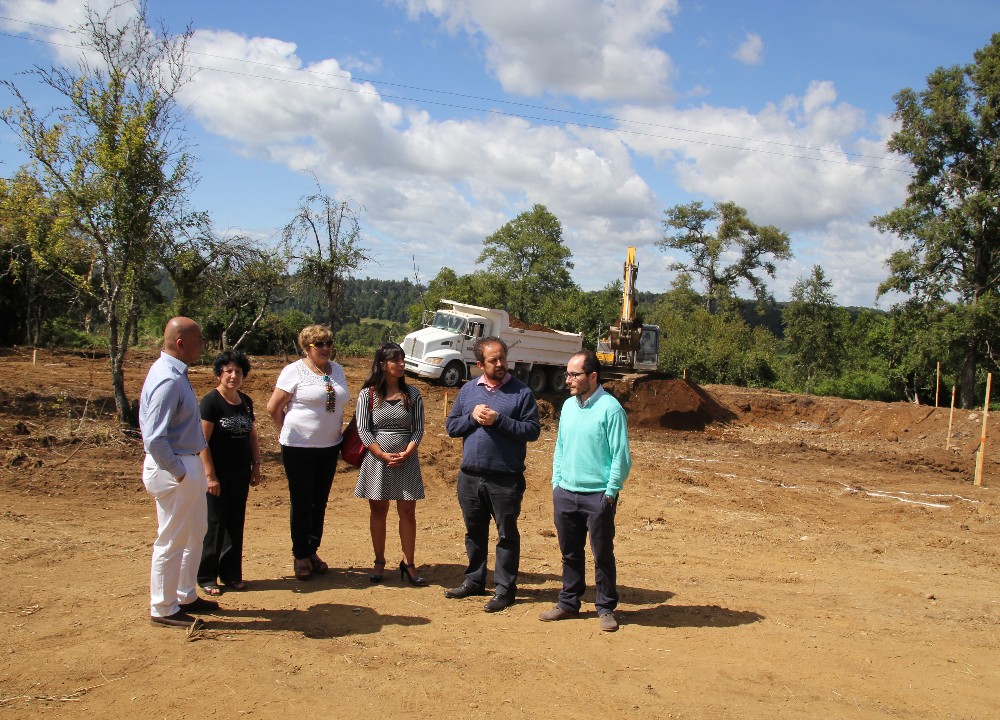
[402,300,584,393]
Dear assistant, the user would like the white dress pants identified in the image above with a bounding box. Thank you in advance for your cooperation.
[143,454,208,617]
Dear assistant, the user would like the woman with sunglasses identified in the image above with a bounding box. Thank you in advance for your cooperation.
[266,325,349,580]
[354,343,427,585]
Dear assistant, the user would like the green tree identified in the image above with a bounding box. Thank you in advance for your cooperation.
[658,201,792,314]
[820,309,898,402]
[407,267,508,327]
[649,305,779,386]
[655,272,703,319]
[782,265,848,394]
[241,308,314,356]
[872,33,1000,408]
[0,170,90,344]
[203,247,289,350]
[283,186,371,337]
[156,213,266,319]
[539,282,622,346]
[2,2,195,424]
[477,203,576,323]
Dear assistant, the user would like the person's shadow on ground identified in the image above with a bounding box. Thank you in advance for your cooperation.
[202,603,429,638]
[218,565,762,632]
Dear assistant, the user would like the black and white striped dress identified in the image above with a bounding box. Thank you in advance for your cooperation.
[354,386,425,500]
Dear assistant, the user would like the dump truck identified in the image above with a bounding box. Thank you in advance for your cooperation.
[402,299,583,393]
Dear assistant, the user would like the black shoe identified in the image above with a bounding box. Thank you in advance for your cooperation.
[150,611,202,629]
[180,596,220,613]
[444,584,486,599]
[483,595,513,613]
[370,559,386,584]
[399,561,428,587]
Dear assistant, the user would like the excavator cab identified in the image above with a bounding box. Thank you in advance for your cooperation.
[634,324,660,370]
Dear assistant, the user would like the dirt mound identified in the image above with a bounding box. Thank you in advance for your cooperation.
[507,316,557,333]
[701,384,990,452]
[604,375,737,430]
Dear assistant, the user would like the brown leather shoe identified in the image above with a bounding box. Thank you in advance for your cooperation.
[539,606,578,622]
[599,612,619,632]
[150,611,201,629]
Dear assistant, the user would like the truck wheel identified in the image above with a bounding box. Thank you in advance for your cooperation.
[527,367,547,395]
[441,361,465,388]
[548,367,567,393]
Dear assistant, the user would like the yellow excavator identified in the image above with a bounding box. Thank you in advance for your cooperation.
[597,247,661,372]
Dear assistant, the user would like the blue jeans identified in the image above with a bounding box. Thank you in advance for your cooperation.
[456,469,525,599]
[552,485,618,615]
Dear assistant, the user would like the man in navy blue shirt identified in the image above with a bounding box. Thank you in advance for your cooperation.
[445,337,540,612]
[140,317,217,628]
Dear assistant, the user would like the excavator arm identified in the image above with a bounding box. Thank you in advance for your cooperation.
[609,246,642,352]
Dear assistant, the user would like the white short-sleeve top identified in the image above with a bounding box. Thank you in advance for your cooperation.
[275,359,349,448]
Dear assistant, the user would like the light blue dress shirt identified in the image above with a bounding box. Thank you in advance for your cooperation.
[139,352,207,478]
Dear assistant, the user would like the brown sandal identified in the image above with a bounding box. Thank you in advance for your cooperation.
[294,559,312,581]
[309,555,329,574]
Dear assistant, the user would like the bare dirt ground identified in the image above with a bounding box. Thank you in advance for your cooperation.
[1,348,998,719]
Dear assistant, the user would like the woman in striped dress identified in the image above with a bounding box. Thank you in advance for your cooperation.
[355,342,427,585]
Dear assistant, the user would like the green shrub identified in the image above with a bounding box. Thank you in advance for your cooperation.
[40,318,103,349]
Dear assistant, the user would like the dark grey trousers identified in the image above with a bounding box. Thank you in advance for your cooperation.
[456,469,525,599]
[552,485,618,615]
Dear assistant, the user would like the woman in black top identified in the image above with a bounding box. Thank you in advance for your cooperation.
[198,350,261,594]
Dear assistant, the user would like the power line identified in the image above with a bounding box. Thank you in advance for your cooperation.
[0,18,910,173]
[191,63,910,173]
[189,49,907,168]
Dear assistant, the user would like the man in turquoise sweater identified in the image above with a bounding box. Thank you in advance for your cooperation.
[540,349,631,632]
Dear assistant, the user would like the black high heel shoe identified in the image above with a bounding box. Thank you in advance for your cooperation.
[399,561,427,587]
[370,559,386,583]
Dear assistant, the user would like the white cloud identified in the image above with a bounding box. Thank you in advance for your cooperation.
[733,31,764,65]
[399,0,680,102]
[609,82,909,303]
[180,28,660,289]
[615,82,905,228]
[1,1,914,306]
[772,220,907,307]
[0,0,136,66]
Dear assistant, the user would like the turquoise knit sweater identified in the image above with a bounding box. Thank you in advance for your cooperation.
[552,386,631,498]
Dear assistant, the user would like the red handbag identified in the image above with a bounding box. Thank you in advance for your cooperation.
[341,416,366,467]
[341,389,372,467]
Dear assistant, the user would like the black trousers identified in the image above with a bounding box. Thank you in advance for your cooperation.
[197,474,250,586]
[552,485,619,615]
[456,469,525,600]
[281,444,339,560]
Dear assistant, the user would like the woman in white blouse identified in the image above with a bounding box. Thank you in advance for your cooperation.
[266,325,349,581]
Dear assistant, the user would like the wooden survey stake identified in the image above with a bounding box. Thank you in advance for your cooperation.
[974,373,992,487]
[946,386,956,451]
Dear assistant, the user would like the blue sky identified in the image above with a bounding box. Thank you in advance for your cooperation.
[2,0,999,307]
